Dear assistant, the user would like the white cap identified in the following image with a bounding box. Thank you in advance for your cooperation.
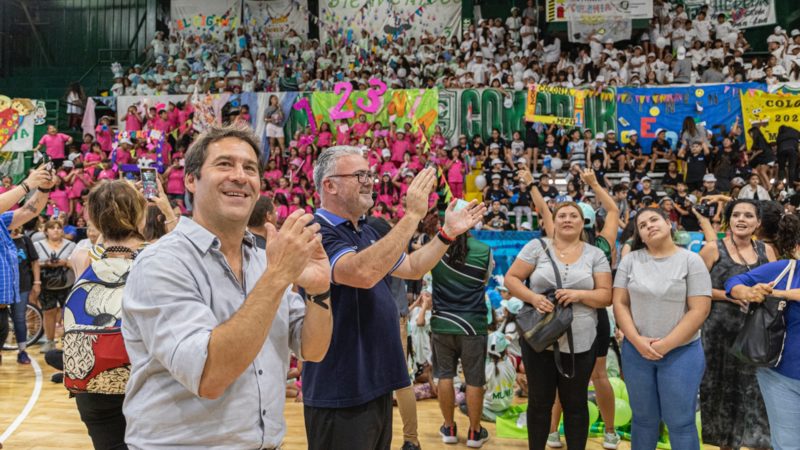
[520,222,532,231]
[629,130,638,136]
[687,194,698,204]
[703,173,717,182]
[775,26,783,33]
[605,38,614,44]
[596,132,605,139]
[792,29,800,37]
[677,47,686,60]
[517,157,527,165]
[620,176,631,184]
[381,148,391,158]
[491,158,503,166]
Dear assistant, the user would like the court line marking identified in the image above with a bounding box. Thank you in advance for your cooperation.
[0,358,43,442]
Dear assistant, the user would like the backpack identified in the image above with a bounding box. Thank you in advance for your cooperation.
[63,257,132,395]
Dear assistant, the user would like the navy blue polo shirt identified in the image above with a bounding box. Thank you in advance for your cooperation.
[302,209,410,408]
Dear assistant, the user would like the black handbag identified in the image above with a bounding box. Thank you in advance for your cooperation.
[730,259,793,367]
[37,242,75,290]
[515,238,575,378]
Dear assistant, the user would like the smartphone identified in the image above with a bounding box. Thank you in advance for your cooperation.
[141,167,158,200]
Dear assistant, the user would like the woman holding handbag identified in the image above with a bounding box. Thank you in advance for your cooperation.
[697,199,774,450]
[36,220,76,353]
[613,207,711,450]
[505,201,612,450]
[726,213,800,450]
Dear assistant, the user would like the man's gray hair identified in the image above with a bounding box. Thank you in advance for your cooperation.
[313,146,365,192]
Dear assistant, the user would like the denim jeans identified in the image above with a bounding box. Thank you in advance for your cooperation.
[622,338,705,450]
[11,291,29,350]
[756,367,800,450]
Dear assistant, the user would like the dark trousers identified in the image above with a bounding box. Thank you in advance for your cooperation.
[304,393,393,450]
[74,393,128,450]
[777,149,798,185]
[0,306,8,349]
[521,339,596,450]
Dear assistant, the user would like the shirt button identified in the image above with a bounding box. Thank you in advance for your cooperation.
[258,369,263,375]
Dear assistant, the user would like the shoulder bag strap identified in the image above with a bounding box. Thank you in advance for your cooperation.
[537,238,562,289]
[537,238,574,378]
[771,260,796,288]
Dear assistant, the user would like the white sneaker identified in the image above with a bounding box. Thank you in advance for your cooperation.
[39,341,55,354]
[546,431,563,448]
[603,431,621,449]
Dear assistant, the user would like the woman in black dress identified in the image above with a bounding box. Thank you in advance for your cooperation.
[697,199,775,450]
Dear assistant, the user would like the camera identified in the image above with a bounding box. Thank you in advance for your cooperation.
[693,201,717,218]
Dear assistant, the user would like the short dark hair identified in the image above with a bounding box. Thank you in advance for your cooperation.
[185,124,262,179]
[248,195,274,228]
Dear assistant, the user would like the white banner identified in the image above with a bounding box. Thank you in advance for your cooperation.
[170,0,241,37]
[548,0,652,22]
[318,0,461,44]
[685,0,776,29]
[244,0,308,41]
[568,17,632,43]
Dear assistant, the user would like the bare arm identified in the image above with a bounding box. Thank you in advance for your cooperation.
[581,169,619,246]
[652,295,710,354]
[10,192,50,230]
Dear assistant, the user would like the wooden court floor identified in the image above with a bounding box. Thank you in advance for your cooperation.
[1,350,724,449]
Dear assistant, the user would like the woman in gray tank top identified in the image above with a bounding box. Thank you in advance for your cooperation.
[697,199,775,450]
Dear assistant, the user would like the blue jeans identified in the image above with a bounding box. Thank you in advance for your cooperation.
[622,339,705,450]
[11,291,29,350]
[756,367,800,450]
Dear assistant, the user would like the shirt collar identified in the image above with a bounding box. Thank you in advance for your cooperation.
[175,217,255,253]
[315,208,367,228]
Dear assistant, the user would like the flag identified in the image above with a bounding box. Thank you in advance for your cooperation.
[436,166,453,203]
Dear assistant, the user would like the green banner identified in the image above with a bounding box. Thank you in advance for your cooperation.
[311,89,439,137]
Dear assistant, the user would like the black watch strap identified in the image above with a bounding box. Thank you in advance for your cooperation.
[307,290,331,309]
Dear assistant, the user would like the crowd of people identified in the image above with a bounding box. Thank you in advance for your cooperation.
[1,2,800,450]
[104,1,800,98]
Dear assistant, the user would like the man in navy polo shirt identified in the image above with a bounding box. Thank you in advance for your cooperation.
[304,146,486,450]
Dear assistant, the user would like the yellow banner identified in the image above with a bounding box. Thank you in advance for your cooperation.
[740,90,800,147]
[528,115,577,126]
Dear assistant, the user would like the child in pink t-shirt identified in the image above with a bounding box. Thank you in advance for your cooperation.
[124,106,143,132]
[95,117,113,152]
[335,121,351,145]
[317,122,333,148]
[446,148,466,199]
[35,125,72,161]
[352,114,371,139]
[80,134,93,154]
[390,131,411,166]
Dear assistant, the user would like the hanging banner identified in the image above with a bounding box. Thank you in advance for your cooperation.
[685,0,775,29]
[615,83,763,152]
[740,90,800,147]
[567,17,632,43]
[318,0,461,45]
[524,85,615,131]
[311,86,438,138]
[548,0,652,22]
[171,0,241,37]
[244,0,308,41]
[0,96,36,152]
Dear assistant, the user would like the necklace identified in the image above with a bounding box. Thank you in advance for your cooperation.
[103,245,138,259]
[728,236,756,271]
[553,240,582,258]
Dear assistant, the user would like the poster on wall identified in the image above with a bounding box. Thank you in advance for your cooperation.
[170,0,241,37]
[318,0,461,45]
[615,83,762,152]
[548,0,652,22]
[684,0,776,29]
[0,96,36,152]
[244,0,309,41]
[739,90,800,147]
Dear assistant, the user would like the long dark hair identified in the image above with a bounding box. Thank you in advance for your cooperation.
[776,214,800,259]
[631,207,673,251]
[757,201,783,244]
[722,199,761,230]
[446,233,469,267]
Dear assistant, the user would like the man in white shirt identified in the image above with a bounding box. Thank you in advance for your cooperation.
[713,14,734,40]
[468,55,488,86]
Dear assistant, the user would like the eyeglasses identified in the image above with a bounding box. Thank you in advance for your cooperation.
[327,170,373,184]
